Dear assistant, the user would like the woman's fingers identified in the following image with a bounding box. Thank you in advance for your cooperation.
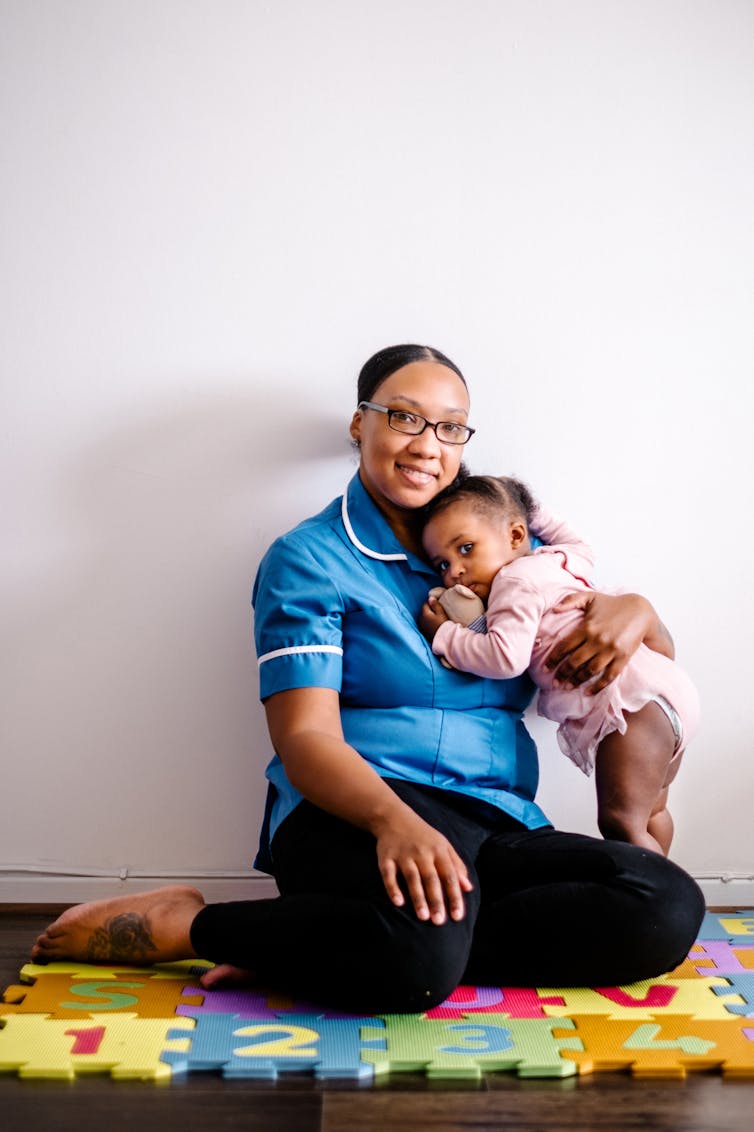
[435,859,467,922]
[552,637,628,688]
[376,812,474,926]
[548,591,652,690]
[584,658,622,695]
[385,855,445,923]
[417,867,446,924]
[379,842,472,925]
[405,860,460,925]
[378,857,406,909]
[399,861,431,922]
[544,630,591,684]
[546,595,638,688]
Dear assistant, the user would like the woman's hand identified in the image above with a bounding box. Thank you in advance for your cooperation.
[265,686,473,924]
[372,808,473,925]
[544,591,674,694]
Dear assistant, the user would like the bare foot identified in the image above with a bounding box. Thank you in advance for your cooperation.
[30,885,205,965]
[200,963,257,990]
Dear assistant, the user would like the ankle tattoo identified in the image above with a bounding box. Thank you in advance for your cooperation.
[86,913,157,962]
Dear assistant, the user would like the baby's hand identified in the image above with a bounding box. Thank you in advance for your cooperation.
[430,584,486,626]
[419,594,450,642]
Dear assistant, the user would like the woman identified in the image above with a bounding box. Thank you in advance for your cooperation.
[33,344,704,1013]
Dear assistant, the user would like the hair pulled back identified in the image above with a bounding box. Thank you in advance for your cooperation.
[357,344,467,405]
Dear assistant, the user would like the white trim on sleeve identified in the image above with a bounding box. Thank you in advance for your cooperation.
[257,644,344,667]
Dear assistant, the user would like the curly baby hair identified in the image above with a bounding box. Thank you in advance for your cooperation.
[423,474,537,529]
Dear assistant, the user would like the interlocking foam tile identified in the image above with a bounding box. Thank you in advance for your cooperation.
[361,1015,581,1079]
[560,1013,754,1078]
[0,1013,194,1080]
[536,974,738,1021]
[710,973,754,1017]
[425,985,557,1019]
[162,1013,381,1079]
[175,986,357,1021]
[18,959,212,982]
[670,941,754,978]
[3,911,754,1081]
[2,973,204,1019]
[697,911,754,943]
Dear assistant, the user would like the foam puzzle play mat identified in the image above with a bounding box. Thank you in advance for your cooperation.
[1,910,753,1082]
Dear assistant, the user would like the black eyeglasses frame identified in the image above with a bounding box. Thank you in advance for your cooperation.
[358,401,475,445]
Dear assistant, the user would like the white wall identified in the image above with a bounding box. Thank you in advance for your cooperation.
[2,0,753,904]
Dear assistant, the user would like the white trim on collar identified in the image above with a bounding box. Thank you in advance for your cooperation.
[341,492,407,562]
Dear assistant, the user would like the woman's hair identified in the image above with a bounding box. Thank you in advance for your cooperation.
[423,474,537,530]
[357,344,467,404]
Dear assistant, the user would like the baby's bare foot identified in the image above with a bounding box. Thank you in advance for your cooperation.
[31,885,205,965]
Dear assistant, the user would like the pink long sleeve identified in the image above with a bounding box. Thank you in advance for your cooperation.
[528,505,596,582]
[529,504,584,544]
[432,575,548,679]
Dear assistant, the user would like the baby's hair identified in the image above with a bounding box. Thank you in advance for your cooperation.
[423,474,537,530]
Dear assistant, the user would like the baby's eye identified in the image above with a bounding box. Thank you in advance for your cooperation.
[436,559,450,574]
[459,543,473,556]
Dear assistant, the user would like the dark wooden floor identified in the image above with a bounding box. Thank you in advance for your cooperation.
[2,908,754,1131]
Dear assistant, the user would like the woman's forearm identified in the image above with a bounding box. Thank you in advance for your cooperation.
[280,729,412,835]
[264,686,473,925]
[264,687,411,836]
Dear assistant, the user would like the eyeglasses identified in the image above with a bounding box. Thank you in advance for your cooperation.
[358,401,475,445]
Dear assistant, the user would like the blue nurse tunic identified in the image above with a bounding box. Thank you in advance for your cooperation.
[252,473,551,868]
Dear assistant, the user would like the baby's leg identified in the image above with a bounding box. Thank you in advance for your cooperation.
[595,701,678,856]
[647,787,673,856]
[646,747,685,854]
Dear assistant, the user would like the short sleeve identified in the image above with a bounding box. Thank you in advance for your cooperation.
[252,533,345,698]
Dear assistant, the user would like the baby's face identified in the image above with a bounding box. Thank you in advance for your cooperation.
[423,503,519,602]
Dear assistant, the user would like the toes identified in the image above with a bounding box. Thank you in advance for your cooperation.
[199,967,225,990]
[199,965,227,989]
[199,964,255,990]
[31,930,66,960]
[33,918,69,942]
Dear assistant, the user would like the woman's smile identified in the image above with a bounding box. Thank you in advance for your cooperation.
[396,462,438,487]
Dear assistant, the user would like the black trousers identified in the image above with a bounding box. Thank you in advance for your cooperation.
[189,779,705,1014]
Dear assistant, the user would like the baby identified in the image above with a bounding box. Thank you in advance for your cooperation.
[419,475,700,856]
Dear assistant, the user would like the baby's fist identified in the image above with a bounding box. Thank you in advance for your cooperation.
[429,584,485,626]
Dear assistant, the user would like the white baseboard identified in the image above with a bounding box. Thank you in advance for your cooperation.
[0,874,279,905]
[1,874,751,908]
[695,877,754,907]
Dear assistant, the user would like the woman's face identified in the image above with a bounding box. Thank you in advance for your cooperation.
[350,361,471,523]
